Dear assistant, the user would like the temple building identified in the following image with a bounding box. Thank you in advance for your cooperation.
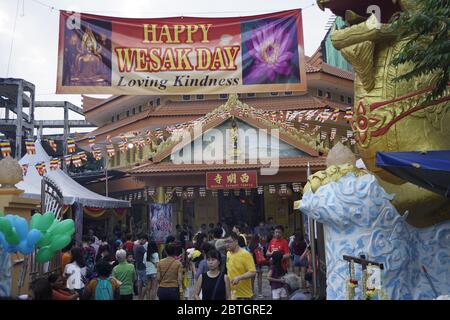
[76,34,355,236]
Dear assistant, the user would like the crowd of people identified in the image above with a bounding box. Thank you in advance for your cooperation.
[28,219,316,300]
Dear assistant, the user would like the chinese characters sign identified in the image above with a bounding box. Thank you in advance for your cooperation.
[56,9,306,94]
[206,171,257,189]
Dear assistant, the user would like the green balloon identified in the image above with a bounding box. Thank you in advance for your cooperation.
[30,213,42,230]
[36,246,54,263]
[38,212,55,231]
[50,235,71,251]
[52,220,75,237]
[46,219,59,234]
[0,217,20,245]
[37,232,53,248]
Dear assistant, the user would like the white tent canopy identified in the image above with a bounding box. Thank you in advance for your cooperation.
[16,139,130,209]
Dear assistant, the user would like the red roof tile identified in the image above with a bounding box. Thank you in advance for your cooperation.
[129,157,326,174]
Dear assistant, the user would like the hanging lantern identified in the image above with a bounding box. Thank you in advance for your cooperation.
[166,187,173,198]
[234,189,240,196]
[347,130,354,138]
[278,184,288,196]
[292,183,302,193]
[223,190,229,197]
[137,191,142,200]
[175,186,182,197]
[269,185,276,194]
[211,190,218,197]
[148,186,155,196]
[199,187,206,197]
[331,128,337,141]
[187,187,194,197]
[257,186,264,195]
[245,189,252,196]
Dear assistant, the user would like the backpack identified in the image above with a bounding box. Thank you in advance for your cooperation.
[254,247,267,265]
[94,277,114,300]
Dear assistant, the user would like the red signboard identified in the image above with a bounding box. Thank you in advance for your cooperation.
[206,171,258,189]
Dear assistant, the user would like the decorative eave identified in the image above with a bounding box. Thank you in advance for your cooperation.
[129,156,327,175]
[148,94,320,164]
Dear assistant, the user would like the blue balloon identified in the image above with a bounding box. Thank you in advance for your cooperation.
[27,229,41,247]
[13,217,28,241]
[0,232,7,249]
[7,244,18,253]
[18,241,35,255]
[4,215,17,225]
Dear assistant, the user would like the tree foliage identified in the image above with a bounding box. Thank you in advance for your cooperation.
[389,0,449,101]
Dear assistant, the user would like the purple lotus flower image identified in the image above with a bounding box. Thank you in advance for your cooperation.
[242,17,300,85]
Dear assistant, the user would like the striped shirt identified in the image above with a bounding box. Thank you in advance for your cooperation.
[157,257,182,288]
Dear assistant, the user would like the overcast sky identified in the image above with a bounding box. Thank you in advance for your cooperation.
[0,0,333,132]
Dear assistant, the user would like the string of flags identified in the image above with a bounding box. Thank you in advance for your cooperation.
[0,100,357,172]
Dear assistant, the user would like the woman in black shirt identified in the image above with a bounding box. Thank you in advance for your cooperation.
[194,249,231,300]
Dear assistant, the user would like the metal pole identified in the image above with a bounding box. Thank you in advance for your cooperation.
[63,102,69,173]
[105,157,109,197]
[306,162,318,299]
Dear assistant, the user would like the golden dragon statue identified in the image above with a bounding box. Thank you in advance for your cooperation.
[313,0,450,227]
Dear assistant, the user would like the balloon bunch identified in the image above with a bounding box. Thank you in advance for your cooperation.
[0,212,75,263]
[0,214,41,255]
[30,212,75,263]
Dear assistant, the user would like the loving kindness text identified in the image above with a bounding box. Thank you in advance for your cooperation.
[114,24,240,73]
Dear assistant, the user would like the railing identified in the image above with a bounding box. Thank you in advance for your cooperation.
[28,251,61,283]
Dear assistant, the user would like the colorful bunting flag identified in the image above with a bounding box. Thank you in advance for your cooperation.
[48,139,57,152]
[22,164,28,176]
[35,162,47,176]
[50,158,60,170]
[344,107,353,122]
[77,151,87,161]
[67,139,76,153]
[72,154,82,167]
[93,149,103,161]
[0,140,11,157]
[119,142,127,152]
[64,155,72,166]
[106,145,115,157]
[331,108,340,121]
[25,139,36,155]
[88,136,96,149]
